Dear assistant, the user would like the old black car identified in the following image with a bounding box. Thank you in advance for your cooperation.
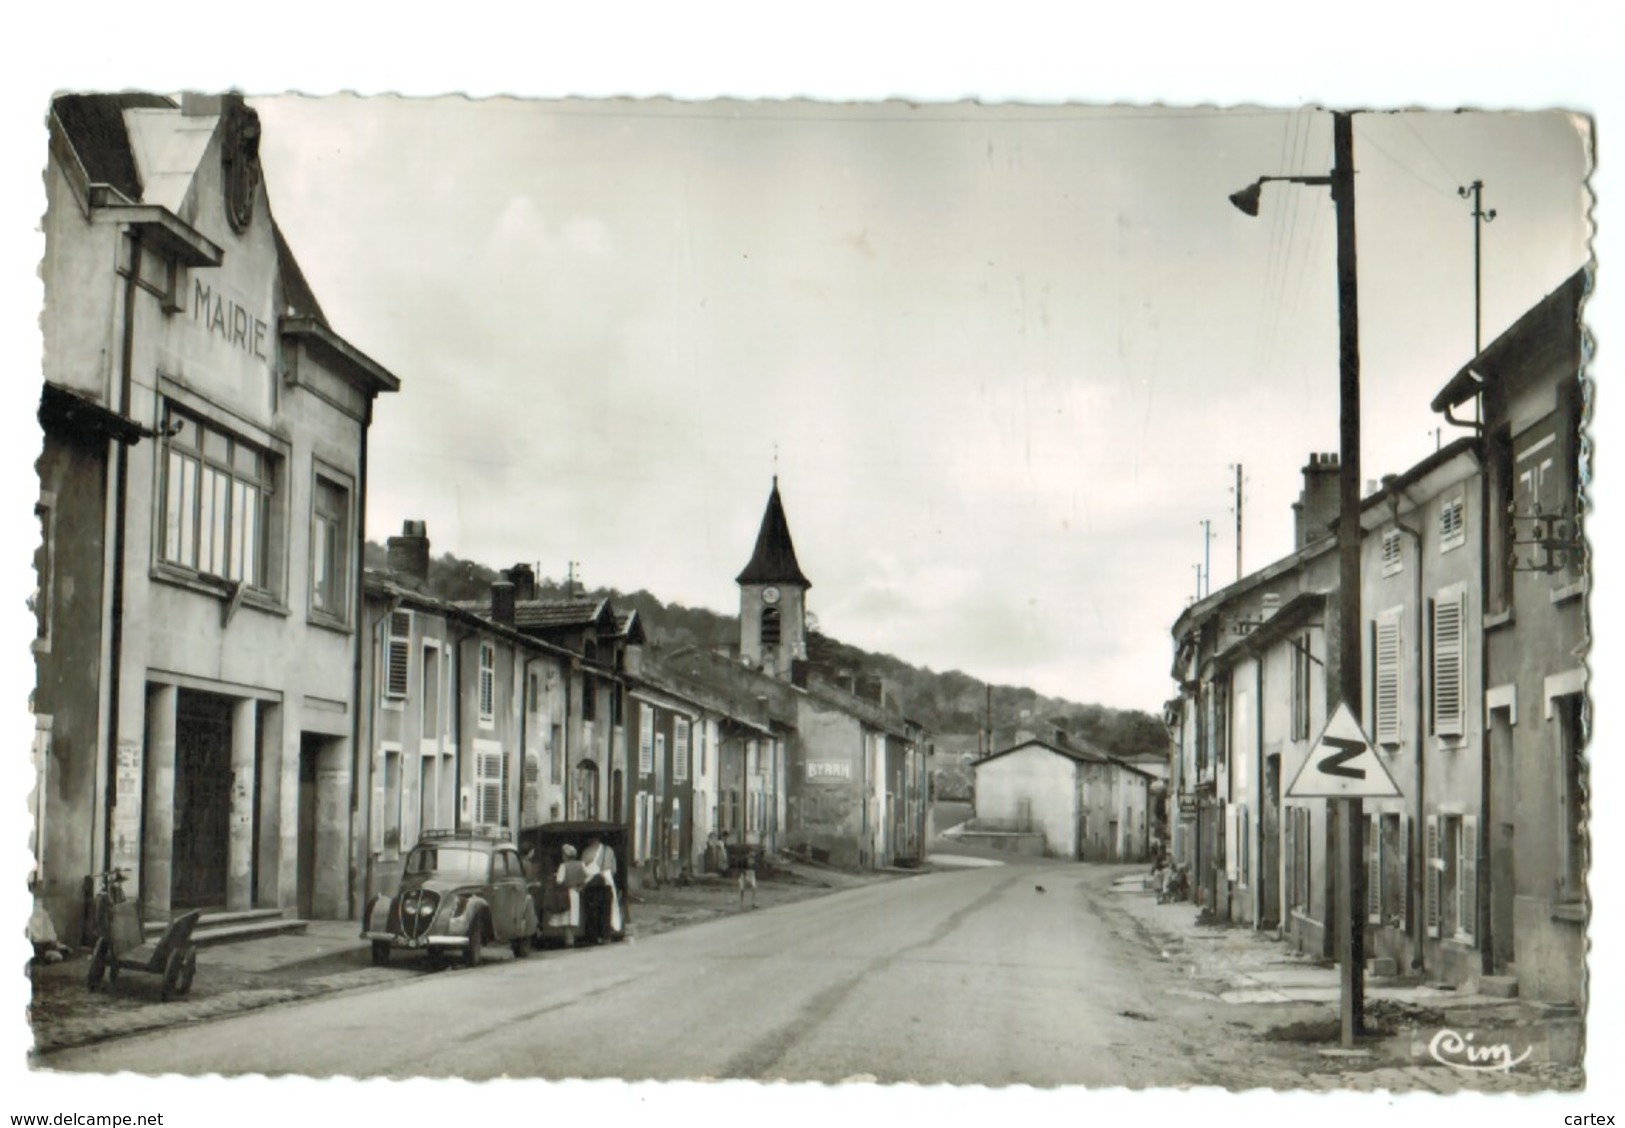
[363,829,539,967]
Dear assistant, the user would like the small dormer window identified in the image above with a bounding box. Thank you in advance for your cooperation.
[1439,495,1466,553]
[1381,528,1403,576]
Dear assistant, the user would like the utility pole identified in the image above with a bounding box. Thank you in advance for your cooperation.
[1231,464,1245,582]
[1331,109,1366,1048]
[1458,180,1495,423]
[1199,519,1214,598]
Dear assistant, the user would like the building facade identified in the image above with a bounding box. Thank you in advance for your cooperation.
[35,94,399,938]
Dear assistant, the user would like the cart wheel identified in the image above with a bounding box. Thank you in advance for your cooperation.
[87,938,109,991]
[463,913,486,969]
[176,949,197,997]
[162,948,186,1001]
[371,941,391,967]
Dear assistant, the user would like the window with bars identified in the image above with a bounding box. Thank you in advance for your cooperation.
[1430,586,1467,737]
[1439,494,1467,552]
[385,611,412,700]
[161,406,276,590]
[310,472,350,619]
[477,642,496,727]
[674,718,690,782]
[1373,609,1402,746]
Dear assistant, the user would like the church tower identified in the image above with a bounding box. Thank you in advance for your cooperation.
[737,477,811,679]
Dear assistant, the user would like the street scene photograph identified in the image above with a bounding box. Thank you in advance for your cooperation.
[6,18,1615,1127]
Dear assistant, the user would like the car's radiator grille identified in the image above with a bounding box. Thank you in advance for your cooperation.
[398,889,440,940]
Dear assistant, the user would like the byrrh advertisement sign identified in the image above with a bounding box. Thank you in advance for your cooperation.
[806,761,852,781]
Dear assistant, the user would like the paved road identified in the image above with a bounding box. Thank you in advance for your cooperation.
[44,863,1208,1085]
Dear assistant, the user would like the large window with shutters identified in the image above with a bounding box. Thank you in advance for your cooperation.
[160,405,277,592]
[384,610,412,701]
[1430,585,1467,738]
[1425,812,1477,944]
[1372,609,1402,746]
[1367,812,1409,929]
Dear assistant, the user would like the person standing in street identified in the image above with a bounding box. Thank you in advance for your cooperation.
[550,844,588,947]
[581,834,621,943]
[738,844,758,909]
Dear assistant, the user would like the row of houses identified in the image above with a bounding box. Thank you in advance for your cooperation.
[30,93,928,946]
[1165,267,1588,1006]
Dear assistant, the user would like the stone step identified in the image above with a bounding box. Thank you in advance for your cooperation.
[1479,974,1520,998]
[145,909,307,947]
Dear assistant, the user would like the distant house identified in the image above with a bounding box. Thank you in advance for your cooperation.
[973,737,1152,862]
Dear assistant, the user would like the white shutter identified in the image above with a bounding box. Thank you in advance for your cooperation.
[1367,813,1382,924]
[1375,612,1402,745]
[1433,590,1466,737]
[475,747,503,827]
[1460,815,1479,944]
[675,719,690,782]
[1401,815,1413,932]
[1224,805,1239,881]
[639,705,654,774]
[386,611,412,698]
[1425,814,1442,939]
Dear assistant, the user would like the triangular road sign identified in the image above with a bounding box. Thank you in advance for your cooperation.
[1285,702,1403,799]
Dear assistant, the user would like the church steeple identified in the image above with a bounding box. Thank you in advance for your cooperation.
[737,477,810,678]
[735,476,812,589]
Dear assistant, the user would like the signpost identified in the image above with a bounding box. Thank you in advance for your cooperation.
[1287,701,1401,1049]
[1286,703,1403,801]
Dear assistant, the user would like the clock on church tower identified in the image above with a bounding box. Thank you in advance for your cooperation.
[736,478,810,679]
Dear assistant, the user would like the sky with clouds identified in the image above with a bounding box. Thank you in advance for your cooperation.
[248,99,1590,710]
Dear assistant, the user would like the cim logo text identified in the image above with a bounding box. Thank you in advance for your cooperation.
[1426,1028,1532,1072]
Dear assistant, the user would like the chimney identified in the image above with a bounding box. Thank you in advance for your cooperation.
[491,579,516,627]
[387,520,431,590]
[507,563,536,602]
[1295,452,1340,549]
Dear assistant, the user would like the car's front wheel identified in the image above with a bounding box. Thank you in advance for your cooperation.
[464,912,486,969]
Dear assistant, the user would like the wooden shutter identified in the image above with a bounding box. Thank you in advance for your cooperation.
[639,705,655,774]
[1400,815,1413,932]
[476,747,503,827]
[1433,590,1466,737]
[1425,814,1442,939]
[1367,813,1382,924]
[675,719,690,782]
[1375,612,1402,745]
[386,611,412,698]
[1460,814,1479,944]
[1284,807,1297,912]
[1224,805,1238,881]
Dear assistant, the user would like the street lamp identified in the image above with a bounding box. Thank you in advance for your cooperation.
[1229,109,1365,1046]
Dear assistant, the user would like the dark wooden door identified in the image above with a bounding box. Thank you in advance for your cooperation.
[173,691,234,910]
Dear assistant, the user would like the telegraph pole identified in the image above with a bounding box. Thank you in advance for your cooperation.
[1331,109,1366,1048]
[1199,519,1214,598]
[1458,180,1495,423]
[1232,464,1244,582]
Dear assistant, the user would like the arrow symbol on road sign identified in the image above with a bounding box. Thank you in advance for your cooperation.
[1316,735,1367,779]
